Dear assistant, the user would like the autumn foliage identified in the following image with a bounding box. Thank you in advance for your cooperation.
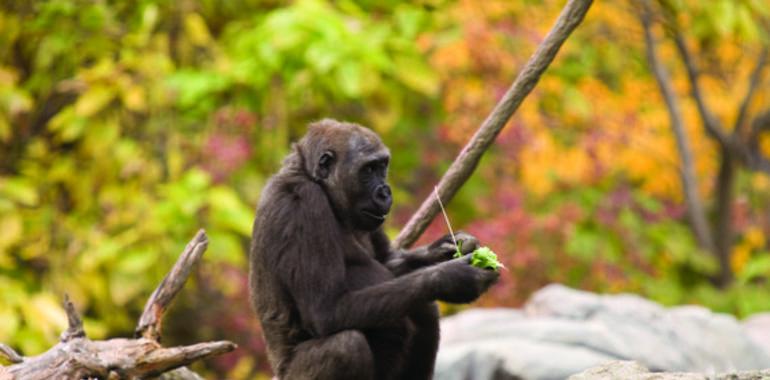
[1,0,769,378]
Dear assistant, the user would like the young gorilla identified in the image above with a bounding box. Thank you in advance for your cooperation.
[249,119,498,380]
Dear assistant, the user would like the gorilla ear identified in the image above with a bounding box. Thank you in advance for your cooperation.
[314,150,335,180]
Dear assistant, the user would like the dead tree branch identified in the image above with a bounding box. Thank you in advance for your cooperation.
[394,0,594,248]
[0,230,236,380]
[136,229,209,341]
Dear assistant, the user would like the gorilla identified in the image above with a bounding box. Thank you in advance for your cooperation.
[249,119,498,380]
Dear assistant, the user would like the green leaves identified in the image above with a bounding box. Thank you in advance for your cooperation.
[469,246,504,271]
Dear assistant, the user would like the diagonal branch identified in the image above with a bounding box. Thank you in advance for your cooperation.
[639,0,715,254]
[0,344,22,364]
[135,229,209,341]
[668,21,730,147]
[734,46,769,136]
[394,0,594,248]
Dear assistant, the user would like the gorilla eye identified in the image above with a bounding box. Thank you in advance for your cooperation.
[319,151,335,167]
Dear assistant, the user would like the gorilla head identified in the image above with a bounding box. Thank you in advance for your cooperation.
[297,119,392,231]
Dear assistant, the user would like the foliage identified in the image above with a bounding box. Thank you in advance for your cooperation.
[1,0,770,378]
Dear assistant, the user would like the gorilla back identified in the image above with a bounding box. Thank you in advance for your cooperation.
[249,119,498,380]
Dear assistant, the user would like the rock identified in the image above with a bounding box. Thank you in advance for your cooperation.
[568,361,703,380]
[434,285,770,380]
[569,361,770,380]
[744,313,770,354]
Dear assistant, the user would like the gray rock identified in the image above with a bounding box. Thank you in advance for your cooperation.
[745,313,770,355]
[434,285,770,380]
[569,361,770,380]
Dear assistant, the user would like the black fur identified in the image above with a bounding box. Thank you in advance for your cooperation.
[249,119,498,380]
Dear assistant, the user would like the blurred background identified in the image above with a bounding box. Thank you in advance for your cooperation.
[1,0,769,378]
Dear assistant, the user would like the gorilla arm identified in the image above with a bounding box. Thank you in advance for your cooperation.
[371,229,479,277]
[265,181,496,338]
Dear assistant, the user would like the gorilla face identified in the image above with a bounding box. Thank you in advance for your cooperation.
[301,120,392,232]
[351,154,392,231]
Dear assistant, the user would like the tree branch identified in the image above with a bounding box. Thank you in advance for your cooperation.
[0,344,22,364]
[136,229,208,341]
[734,47,768,136]
[639,0,715,254]
[669,24,730,147]
[0,230,235,380]
[394,0,594,248]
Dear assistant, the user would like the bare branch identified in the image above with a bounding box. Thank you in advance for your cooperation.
[60,294,85,342]
[0,344,22,364]
[735,47,769,136]
[0,230,235,380]
[639,0,715,254]
[136,341,236,378]
[394,0,594,248]
[136,229,209,341]
[668,21,730,147]
[2,338,235,380]
[749,110,770,174]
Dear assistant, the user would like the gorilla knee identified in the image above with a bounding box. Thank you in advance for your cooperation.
[326,330,373,377]
[285,330,373,380]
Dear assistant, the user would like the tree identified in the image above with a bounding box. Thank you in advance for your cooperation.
[639,0,770,287]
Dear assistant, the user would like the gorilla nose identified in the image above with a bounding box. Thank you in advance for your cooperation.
[374,184,392,210]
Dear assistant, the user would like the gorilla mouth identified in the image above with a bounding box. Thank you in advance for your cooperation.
[361,209,386,222]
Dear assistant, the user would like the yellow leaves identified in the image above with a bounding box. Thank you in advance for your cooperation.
[184,13,212,46]
[393,56,439,96]
[0,213,22,262]
[120,85,146,112]
[0,304,19,343]
[19,294,68,354]
[74,85,116,117]
[732,226,766,274]
[760,133,770,158]
[520,131,592,198]
[752,172,770,192]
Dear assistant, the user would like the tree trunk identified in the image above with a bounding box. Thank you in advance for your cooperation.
[714,151,736,287]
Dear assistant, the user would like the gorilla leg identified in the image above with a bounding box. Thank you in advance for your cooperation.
[400,302,441,379]
[283,330,373,380]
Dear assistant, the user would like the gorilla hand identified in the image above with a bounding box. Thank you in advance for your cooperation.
[428,255,498,304]
[426,231,480,262]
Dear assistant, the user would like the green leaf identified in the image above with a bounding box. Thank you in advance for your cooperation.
[0,177,38,206]
[393,56,439,96]
[566,225,601,261]
[337,62,363,97]
[470,246,504,271]
[738,254,770,283]
[208,186,253,236]
[207,231,245,266]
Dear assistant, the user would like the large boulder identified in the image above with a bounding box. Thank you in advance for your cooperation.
[434,284,770,380]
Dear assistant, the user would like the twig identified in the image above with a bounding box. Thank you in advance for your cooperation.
[434,187,458,249]
[135,229,208,341]
[394,0,594,248]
